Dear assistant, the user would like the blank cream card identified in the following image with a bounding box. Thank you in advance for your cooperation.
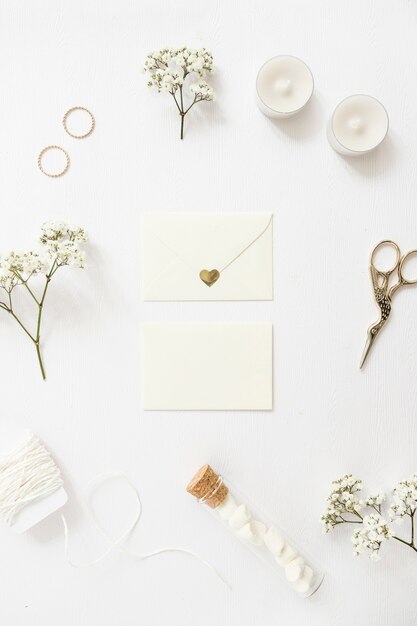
[141,212,273,301]
[142,323,273,410]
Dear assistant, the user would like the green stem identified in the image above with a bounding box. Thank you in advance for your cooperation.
[7,304,44,379]
[183,96,198,115]
[179,85,185,140]
[37,278,50,337]
[35,342,46,380]
[0,260,58,380]
[22,282,39,305]
[9,311,36,343]
[179,84,184,112]
[34,272,53,381]
[171,92,181,114]
[12,271,40,305]
[7,306,44,378]
[392,511,417,553]
[393,535,417,552]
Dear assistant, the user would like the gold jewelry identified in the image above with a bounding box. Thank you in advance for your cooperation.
[38,145,70,178]
[63,106,95,139]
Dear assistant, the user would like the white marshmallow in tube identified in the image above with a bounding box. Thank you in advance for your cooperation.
[229,504,251,530]
[293,565,314,594]
[285,556,305,582]
[264,526,285,556]
[217,493,237,521]
[236,520,266,546]
[275,543,297,567]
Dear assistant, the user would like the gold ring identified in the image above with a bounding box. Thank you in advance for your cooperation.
[63,106,95,139]
[37,145,70,178]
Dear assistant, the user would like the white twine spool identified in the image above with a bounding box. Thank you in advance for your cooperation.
[0,432,63,526]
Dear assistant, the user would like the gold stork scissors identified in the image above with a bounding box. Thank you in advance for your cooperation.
[360,240,417,368]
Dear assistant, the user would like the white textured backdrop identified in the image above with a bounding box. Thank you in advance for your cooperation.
[1,0,417,624]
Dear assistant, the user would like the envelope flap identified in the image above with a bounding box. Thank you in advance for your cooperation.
[143,212,272,271]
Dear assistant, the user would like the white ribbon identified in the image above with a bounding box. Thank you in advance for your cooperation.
[61,472,230,589]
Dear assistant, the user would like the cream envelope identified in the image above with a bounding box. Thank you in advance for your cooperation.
[141,212,273,301]
[142,323,273,410]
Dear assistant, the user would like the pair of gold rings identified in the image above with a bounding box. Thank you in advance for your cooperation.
[38,106,95,178]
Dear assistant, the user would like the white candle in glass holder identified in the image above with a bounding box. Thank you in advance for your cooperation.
[327,95,389,156]
[256,55,314,118]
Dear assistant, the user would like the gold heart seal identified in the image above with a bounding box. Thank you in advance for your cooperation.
[199,269,220,287]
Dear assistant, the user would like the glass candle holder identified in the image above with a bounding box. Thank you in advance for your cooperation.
[327,94,389,156]
[187,464,324,597]
[256,55,314,118]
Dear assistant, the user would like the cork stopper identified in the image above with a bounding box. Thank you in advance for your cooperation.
[186,464,228,509]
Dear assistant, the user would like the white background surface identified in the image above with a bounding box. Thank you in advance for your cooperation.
[1,1,417,624]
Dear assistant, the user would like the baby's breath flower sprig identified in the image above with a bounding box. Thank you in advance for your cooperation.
[389,473,417,522]
[351,514,394,561]
[144,46,214,140]
[0,221,88,380]
[321,473,417,561]
[320,474,364,533]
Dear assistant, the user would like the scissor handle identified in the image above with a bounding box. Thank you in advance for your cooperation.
[399,250,417,285]
[370,240,401,275]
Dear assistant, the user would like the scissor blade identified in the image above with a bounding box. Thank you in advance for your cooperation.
[359,334,374,369]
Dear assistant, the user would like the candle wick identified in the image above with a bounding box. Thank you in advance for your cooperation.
[348,116,363,133]
[275,78,292,95]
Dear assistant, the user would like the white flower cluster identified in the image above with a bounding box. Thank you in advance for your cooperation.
[46,240,86,268]
[144,46,214,139]
[389,473,417,521]
[39,221,88,269]
[144,46,213,76]
[0,251,47,291]
[351,514,393,561]
[0,222,88,294]
[144,47,214,95]
[39,221,87,245]
[323,471,417,562]
[190,81,214,101]
[176,47,213,76]
[0,271,19,292]
[0,221,89,379]
[365,492,386,508]
[0,250,46,276]
[147,67,183,93]
[321,474,363,533]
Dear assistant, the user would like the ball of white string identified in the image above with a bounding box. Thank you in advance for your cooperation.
[0,432,63,526]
